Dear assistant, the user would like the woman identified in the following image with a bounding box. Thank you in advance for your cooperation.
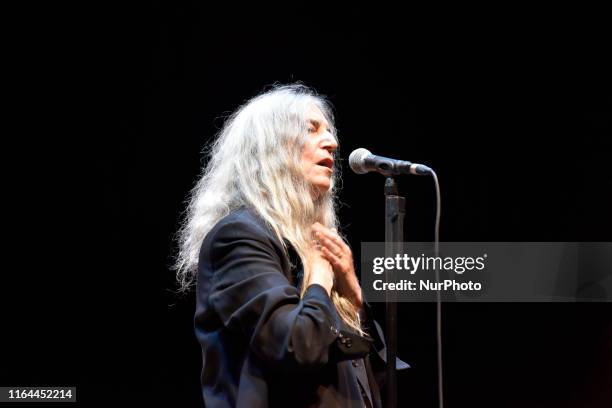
[175,84,399,407]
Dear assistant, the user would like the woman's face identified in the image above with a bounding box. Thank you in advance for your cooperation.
[300,105,338,196]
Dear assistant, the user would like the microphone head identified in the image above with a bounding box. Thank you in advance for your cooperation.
[348,148,372,174]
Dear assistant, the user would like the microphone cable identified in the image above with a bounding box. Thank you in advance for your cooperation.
[430,170,443,408]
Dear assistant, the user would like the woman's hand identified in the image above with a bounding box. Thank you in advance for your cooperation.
[311,223,363,308]
[306,239,335,296]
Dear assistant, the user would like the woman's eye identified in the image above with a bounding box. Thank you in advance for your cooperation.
[308,127,316,133]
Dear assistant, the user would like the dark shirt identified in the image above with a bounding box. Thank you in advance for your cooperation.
[195,207,406,407]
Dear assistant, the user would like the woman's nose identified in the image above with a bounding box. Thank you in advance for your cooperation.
[321,132,338,152]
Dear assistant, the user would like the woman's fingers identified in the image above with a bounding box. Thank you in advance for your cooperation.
[311,223,361,306]
[312,223,348,257]
[315,231,343,257]
[318,224,348,250]
[320,246,341,266]
[311,240,321,252]
[311,223,356,279]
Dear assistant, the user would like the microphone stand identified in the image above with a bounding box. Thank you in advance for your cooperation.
[384,177,405,408]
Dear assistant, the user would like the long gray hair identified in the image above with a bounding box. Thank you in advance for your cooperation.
[175,84,361,332]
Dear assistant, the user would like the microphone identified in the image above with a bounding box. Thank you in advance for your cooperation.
[349,148,433,176]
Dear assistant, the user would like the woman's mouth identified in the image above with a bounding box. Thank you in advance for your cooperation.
[316,157,334,170]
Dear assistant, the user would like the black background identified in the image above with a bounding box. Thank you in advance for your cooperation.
[3,2,611,407]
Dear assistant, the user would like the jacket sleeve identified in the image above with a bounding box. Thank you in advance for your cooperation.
[360,301,410,388]
[206,218,346,372]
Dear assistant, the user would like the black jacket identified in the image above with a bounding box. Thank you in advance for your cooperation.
[195,207,405,407]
